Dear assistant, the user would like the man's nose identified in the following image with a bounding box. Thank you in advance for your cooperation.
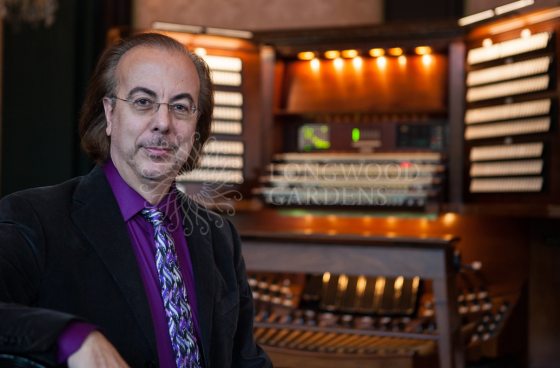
[151,103,172,131]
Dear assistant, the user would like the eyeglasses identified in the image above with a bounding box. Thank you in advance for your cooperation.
[110,96,198,120]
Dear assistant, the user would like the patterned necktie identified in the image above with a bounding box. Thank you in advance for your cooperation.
[142,208,201,368]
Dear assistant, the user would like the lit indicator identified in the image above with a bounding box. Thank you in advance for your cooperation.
[338,275,349,292]
[342,49,358,58]
[376,56,387,68]
[297,51,315,60]
[521,28,532,39]
[415,46,432,55]
[398,55,407,66]
[356,276,367,297]
[422,54,433,66]
[442,212,457,226]
[194,47,207,56]
[352,128,361,142]
[324,50,340,59]
[369,48,385,57]
[333,57,344,70]
[400,161,412,168]
[482,38,493,47]
[310,58,320,70]
[299,124,331,151]
[352,56,363,68]
[388,47,403,56]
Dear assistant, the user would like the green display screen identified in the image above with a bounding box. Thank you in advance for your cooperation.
[298,124,331,151]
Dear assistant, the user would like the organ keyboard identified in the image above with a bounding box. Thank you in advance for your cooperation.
[255,152,445,209]
[247,268,516,368]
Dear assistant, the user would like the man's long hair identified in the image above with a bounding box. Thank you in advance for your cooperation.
[79,32,214,172]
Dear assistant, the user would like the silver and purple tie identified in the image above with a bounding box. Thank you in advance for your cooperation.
[142,208,201,368]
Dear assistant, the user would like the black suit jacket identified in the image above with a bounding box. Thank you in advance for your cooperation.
[0,166,271,368]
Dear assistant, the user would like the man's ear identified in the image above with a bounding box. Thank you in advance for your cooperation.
[102,97,114,136]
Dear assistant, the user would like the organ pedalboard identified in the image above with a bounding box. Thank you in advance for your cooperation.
[248,263,517,367]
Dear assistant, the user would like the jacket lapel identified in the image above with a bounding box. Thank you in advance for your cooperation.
[70,166,156,356]
[179,194,216,363]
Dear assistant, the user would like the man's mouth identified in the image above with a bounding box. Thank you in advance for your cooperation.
[143,146,174,157]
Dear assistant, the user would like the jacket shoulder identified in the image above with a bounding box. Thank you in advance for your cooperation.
[0,176,84,218]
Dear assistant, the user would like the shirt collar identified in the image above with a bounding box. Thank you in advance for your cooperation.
[102,159,181,224]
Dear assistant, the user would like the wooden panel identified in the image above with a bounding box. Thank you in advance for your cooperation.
[265,346,419,368]
[529,219,560,368]
[282,55,448,113]
[243,240,449,278]
[232,209,530,294]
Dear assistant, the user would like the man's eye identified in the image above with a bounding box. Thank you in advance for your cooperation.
[172,103,189,113]
[133,98,154,109]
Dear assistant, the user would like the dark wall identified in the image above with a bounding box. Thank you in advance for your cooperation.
[0,0,130,196]
[2,0,79,195]
[385,0,464,22]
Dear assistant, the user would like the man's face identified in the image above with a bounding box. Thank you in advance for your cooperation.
[103,46,200,194]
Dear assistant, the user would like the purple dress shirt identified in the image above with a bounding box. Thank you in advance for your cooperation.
[57,160,201,367]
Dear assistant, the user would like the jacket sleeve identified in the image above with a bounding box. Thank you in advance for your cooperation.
[226,219,273,368]
[0,194,78,365]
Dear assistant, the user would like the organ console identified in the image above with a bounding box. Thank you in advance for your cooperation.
[114,4,560,367]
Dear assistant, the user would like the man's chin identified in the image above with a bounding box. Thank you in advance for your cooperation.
[139,164,179,182]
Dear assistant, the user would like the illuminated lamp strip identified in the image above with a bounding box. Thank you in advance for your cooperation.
[177,169,244,184]
[268,163,443,176]
[275,152,442,163]
[210,71,241,86]
[465,99,550,124]
[466,75,549,102]
[214,91,243,106]
[199,155,243,169]
[470,177,543,192]
[211,121,243,135]
[467,56,551,86]
[214,106,242,120]
[467,32,549,65]
[203,55,242,72]
[203,140,244,155]
[470,142,543,161]
[465,117,550,140]
[470,159,543,177]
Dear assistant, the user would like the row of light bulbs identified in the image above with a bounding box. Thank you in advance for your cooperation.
[296,46,435,69]
[297,46,433,61]
[192,45,434,71]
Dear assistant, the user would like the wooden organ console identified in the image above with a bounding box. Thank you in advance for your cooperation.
[120,5,560,367]
[229,210,528,368]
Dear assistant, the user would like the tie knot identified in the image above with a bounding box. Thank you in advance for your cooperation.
[141,207,165,226]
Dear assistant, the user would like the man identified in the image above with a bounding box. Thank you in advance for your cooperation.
[0,33,272,368]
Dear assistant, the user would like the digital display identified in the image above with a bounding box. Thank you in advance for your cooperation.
[298,124,331,151]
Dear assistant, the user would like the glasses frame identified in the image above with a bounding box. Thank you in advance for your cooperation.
[108,96,198,120]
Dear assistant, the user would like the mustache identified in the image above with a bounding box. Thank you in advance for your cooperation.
[139,137,179,151]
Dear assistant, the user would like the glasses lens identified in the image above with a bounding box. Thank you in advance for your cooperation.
[170,102,195,120]
[131,98,156,112]
[119,97,196,119]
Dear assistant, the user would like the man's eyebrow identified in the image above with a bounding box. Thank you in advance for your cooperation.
[126,88,194,103]
[126,87,157,98]
[170,93,195,103]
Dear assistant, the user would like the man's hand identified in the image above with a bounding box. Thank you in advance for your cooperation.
[67,331,129,368]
